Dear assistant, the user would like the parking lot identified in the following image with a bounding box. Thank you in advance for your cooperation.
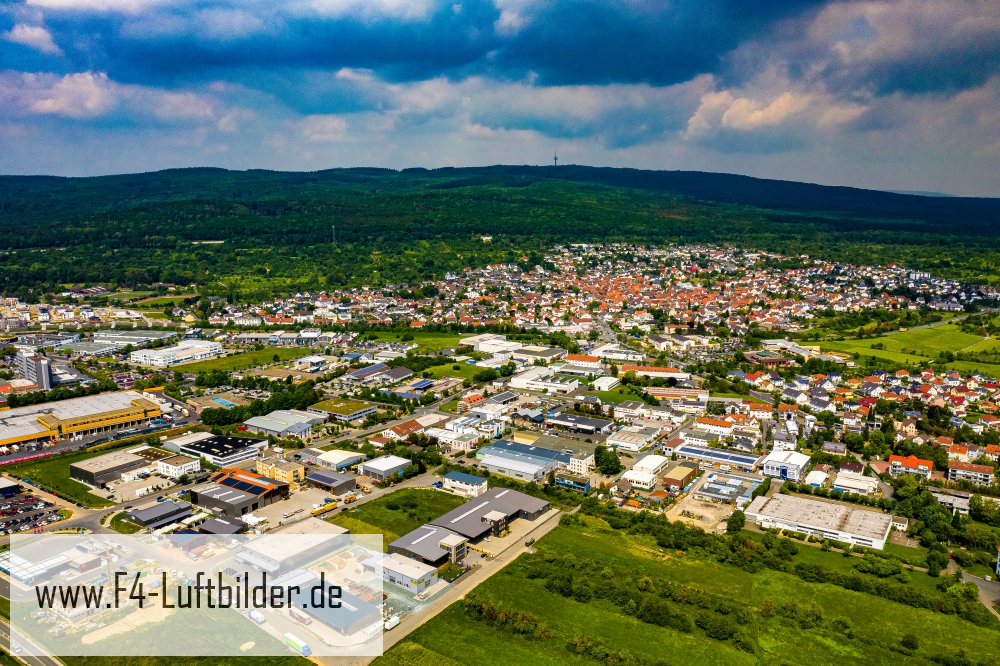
[0,492,61,535]
[255,487,333,530]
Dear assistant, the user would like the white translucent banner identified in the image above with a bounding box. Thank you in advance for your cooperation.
[6,533,384,657]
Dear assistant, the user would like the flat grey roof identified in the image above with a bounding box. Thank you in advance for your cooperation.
[389,524,465,561]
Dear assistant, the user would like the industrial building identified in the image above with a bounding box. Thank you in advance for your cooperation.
[692,472,762,507]
[745,493,893,550]
[378,553,440,594]
[442,471,488,498]
[429,487,549,541]
[198,516,246,534]
[606,426,659,452]
[507,366,579,394]
[300,448,366,470]
[474,440,569,482]
[243,409,326,440]
[661,463,699,491]
[357,455,412,482]
[0,390,163,447]
[760,450,811,482]
[130,340,222,367]
[189,468,290,518]
[545,413,614,435]
[632,454,670,477]
[124,500,193,530]
[69,450,149,488]
[236,519,348,573]
[673,443,762,472]
[276,569,381,636]
[307,399,378,423]
[305,470,356,496]
[177,435,266,467]
[832,470,880,496]
[389,525,468,566]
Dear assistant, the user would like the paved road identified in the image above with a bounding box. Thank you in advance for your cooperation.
[321,504,569,666]
[961,572,1000,621]
[0,615,64,666]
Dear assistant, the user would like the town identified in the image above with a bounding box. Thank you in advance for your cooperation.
[1,243,1000,663]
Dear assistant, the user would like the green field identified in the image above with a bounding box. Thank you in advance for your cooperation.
[174,347,312,373]
[377,522,1000,666]
[110,511,142,534]
[131,295,197,308]
[424,362,482,380]
[821,323,1000,372]
[6,449,119,508]
[361,331,463,353]
[329,488,466,546]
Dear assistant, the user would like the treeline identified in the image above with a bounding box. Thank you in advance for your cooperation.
[198,382,323,426]
[5,379,118,408]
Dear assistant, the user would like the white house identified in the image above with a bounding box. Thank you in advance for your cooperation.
[156,454,200,479]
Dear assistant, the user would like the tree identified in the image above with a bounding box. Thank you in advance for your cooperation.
[594,445,624,475]
[726,510,746,534]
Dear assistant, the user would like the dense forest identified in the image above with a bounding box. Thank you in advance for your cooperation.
[1,165,999,301]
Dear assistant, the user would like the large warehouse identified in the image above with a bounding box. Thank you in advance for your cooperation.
[69,450,149,488]
[189,469,290,518]
[430,487,549,541]
[129,340,222,367]
[243,409,325,440]
[0,390,163,447]
[745,493,893,550]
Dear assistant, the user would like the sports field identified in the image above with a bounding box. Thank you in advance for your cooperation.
[329,488,465,546]
[376,521,1000,666]
[174,347,311,373]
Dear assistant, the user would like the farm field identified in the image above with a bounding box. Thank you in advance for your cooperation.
[174,347,311,374]
[329,488,465,546]
[376,522,1000,666]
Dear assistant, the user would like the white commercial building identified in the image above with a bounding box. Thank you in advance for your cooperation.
[592,376,620,392]
[380,553,439,594]
[358,455,412,482]
[507,366,579,394]
[832,470,880,496]
[129,340,222,367]
[632,454,670,477]
[607,426,659,453]
[745,493,893,550]
[760,450,811,482]
[442,471,488,498]
[621,469,657,491]
[157,454,201,479]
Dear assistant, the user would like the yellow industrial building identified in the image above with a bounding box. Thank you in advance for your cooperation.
[0,391,163,447]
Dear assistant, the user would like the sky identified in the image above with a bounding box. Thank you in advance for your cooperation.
[1,1,999,196]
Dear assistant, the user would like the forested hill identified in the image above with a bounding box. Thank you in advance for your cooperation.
[1,165,999,298]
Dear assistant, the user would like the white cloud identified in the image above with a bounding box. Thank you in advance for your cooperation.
[294,0,434,21]
[26,0,180,12]
[3,23,62,55]
[721,91,811,130]
[299,114,349,142]
[28,71,117,118]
